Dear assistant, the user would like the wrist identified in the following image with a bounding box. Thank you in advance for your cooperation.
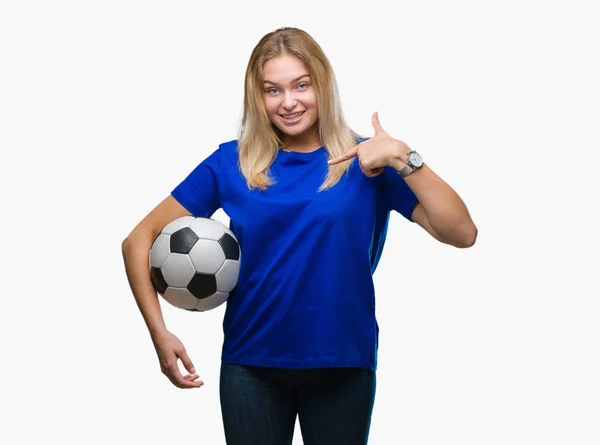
[389,140,411,171]
[148,321,168,340]
[392,143,424,178]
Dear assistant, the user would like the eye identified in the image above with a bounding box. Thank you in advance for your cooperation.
[297,82,308,89]
[266,87,278,94]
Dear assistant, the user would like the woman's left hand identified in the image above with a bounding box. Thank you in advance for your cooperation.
[328,112,410,177]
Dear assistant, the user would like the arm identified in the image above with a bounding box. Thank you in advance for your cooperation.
[121,195,192,339]
[328,112,477,248]
[122,195,205,389]
[391,158,478,248]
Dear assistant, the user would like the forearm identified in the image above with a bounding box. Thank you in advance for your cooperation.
[122,234,169,339]
[391,157,477,247]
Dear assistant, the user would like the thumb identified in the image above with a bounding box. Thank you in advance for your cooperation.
[178,348,196,374]
[372,111,385,135]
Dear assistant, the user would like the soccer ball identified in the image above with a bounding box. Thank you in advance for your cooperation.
[149,216,241,311]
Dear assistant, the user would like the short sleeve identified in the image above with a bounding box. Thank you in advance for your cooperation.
[379,166,419,222]
[358,136,418,221]
[171,146,222,217]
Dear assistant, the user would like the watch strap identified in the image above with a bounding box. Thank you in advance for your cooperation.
[397,163,414,178]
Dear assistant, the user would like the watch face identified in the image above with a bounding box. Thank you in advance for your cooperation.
[408,151,423,167]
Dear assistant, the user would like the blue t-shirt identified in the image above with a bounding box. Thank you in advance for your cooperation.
[171,138,417,370]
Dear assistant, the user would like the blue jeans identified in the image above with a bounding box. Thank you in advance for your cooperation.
[219,361,376,445]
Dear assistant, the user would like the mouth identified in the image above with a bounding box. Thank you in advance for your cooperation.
[280,111,305,121]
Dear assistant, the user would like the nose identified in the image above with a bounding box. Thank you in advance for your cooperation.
[282,91,298,111]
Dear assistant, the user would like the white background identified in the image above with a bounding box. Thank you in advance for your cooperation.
[1,0,598,444]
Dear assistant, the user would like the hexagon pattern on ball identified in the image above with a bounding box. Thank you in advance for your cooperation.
[150,234,170,268]
[161,253,196,288]
[149,216,241,312]
[189,217,225,240]
[161,215,194,234]
[189,239,226,274]
[215,259,240,293]
[186,292,229,312]
[163,287,199,311]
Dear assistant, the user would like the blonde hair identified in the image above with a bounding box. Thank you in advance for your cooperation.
[237,27,362,192]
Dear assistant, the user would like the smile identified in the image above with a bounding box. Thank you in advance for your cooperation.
[281,111,305,120]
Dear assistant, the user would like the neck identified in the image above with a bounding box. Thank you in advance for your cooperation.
[281,126,321,153]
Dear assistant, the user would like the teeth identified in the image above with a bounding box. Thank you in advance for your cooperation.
[283,112,303,119]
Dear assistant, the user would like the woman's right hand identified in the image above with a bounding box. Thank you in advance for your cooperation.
[152,330,204,389]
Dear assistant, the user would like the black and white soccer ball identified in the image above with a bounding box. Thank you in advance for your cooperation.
[149,216,241,312]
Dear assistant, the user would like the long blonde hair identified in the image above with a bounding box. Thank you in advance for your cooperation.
[237,27,362,192]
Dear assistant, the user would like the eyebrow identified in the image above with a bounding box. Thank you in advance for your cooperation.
[263,74,310,85]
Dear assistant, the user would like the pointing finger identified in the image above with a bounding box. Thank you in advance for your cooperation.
[328,146,358,165]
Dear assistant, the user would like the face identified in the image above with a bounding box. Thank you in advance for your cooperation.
[262,54,319,145]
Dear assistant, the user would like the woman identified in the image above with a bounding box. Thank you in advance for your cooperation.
[122,26,477,445]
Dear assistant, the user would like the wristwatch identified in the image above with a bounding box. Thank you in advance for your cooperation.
[397,150,424,178]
